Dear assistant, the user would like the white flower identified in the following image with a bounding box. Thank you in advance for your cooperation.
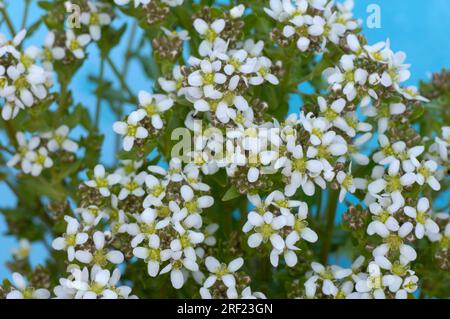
[42,31,65,69]
[318,97,354,135]
[161,27,190,41]
[137,90,173,129]
[117,171,146,200]
[158,65,185,93]
[367,167,415,213]
[413,159,441,191]
[372,222,417,263]
[52,216,89,261]
[2,62,48,110]
[0,29,26,58]
[194,18,225,44]
[113,110,149,151]
[143,173,168,207]
[80,2,111,41]
[114,0,151,8]
[230,4,245,19]
[65,30,91,59]
[84,164,121,197]
[367,200,400,237]
[75,205,108,230]
[57,265,135,299]
[42,125,78,153]
[203,256,244,289]
[249,56,279,85]
[7,132,39,173]
[395,275,418,299]
[354,262,386,299]
[240,286,266,299]
[304,262,352,298]
[336,166,367,202]
[159,249,199,289]
[279,141,323,197]
[398,85,429,102]
[286,202,318,243]
[266,190,302,216]
[6,273,50,299]
[12,239,31,260]
[133,234,170,277]
[128,208,170,247]
[245,211,286,251]
[404,198,439,239]
[75,231,124,266]
[188,59,226,99]
[25,146,53,176]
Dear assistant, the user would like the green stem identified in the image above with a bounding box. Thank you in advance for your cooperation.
[94,58,105,129]
[106,56,136,103]
[0,7,15,36]
[320,189,339,264]
[21,0,30,29]
[1,118,17,148]
[114,22,137,161]
[315,189,323,222]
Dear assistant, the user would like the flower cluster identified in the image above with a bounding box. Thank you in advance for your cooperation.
[6,273,50,299]
[52,159,218,290]
[127,160,217,289]
[265,0,359,52]
[53,265,136,299]
[0,30,52,120]
[113,91,174,151]
[42,1,112,68]
[243,195,318,267]
[114,0,183,8]
[1,0,448,300]
[199,256,265,299]
[159,6,280,127]
[303,256,419,299]
[7,126,78,176]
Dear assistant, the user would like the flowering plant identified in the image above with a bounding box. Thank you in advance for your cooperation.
[0,0,448,299]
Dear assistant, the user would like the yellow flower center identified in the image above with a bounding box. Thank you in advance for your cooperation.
[14,75,29,90]
[185,200,198,214]
[257,224,273,239]
[385,175,402,193]
[205,28,217,42]
[93,249,107,266]
[70,39,80,51]
[202,72,215,85]
[144,103,158,116]
[96,177,109,188]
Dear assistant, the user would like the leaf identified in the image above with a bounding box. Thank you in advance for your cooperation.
[52,160,82,183]
[98,24,127,58]
[66,103,93,130]
[410,104,425,121]
[222,186,241,201]
[18,176,66,202]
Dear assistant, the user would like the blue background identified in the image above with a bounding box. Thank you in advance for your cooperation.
[1,0,449,279]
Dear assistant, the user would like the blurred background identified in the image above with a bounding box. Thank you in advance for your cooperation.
[1,0,450,279]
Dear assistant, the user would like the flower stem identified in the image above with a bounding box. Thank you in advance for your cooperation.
[320,189,339,264]
[0,7,15,36]
[95,58,105,129]
[1,118,17,148]
[113,22,137,161]
[21,0,31,29]
[106,56,136,104]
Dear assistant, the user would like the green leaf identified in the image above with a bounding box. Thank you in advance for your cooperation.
[98,24,127,58]
[222,186,241,201]
[18,176,66,202]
